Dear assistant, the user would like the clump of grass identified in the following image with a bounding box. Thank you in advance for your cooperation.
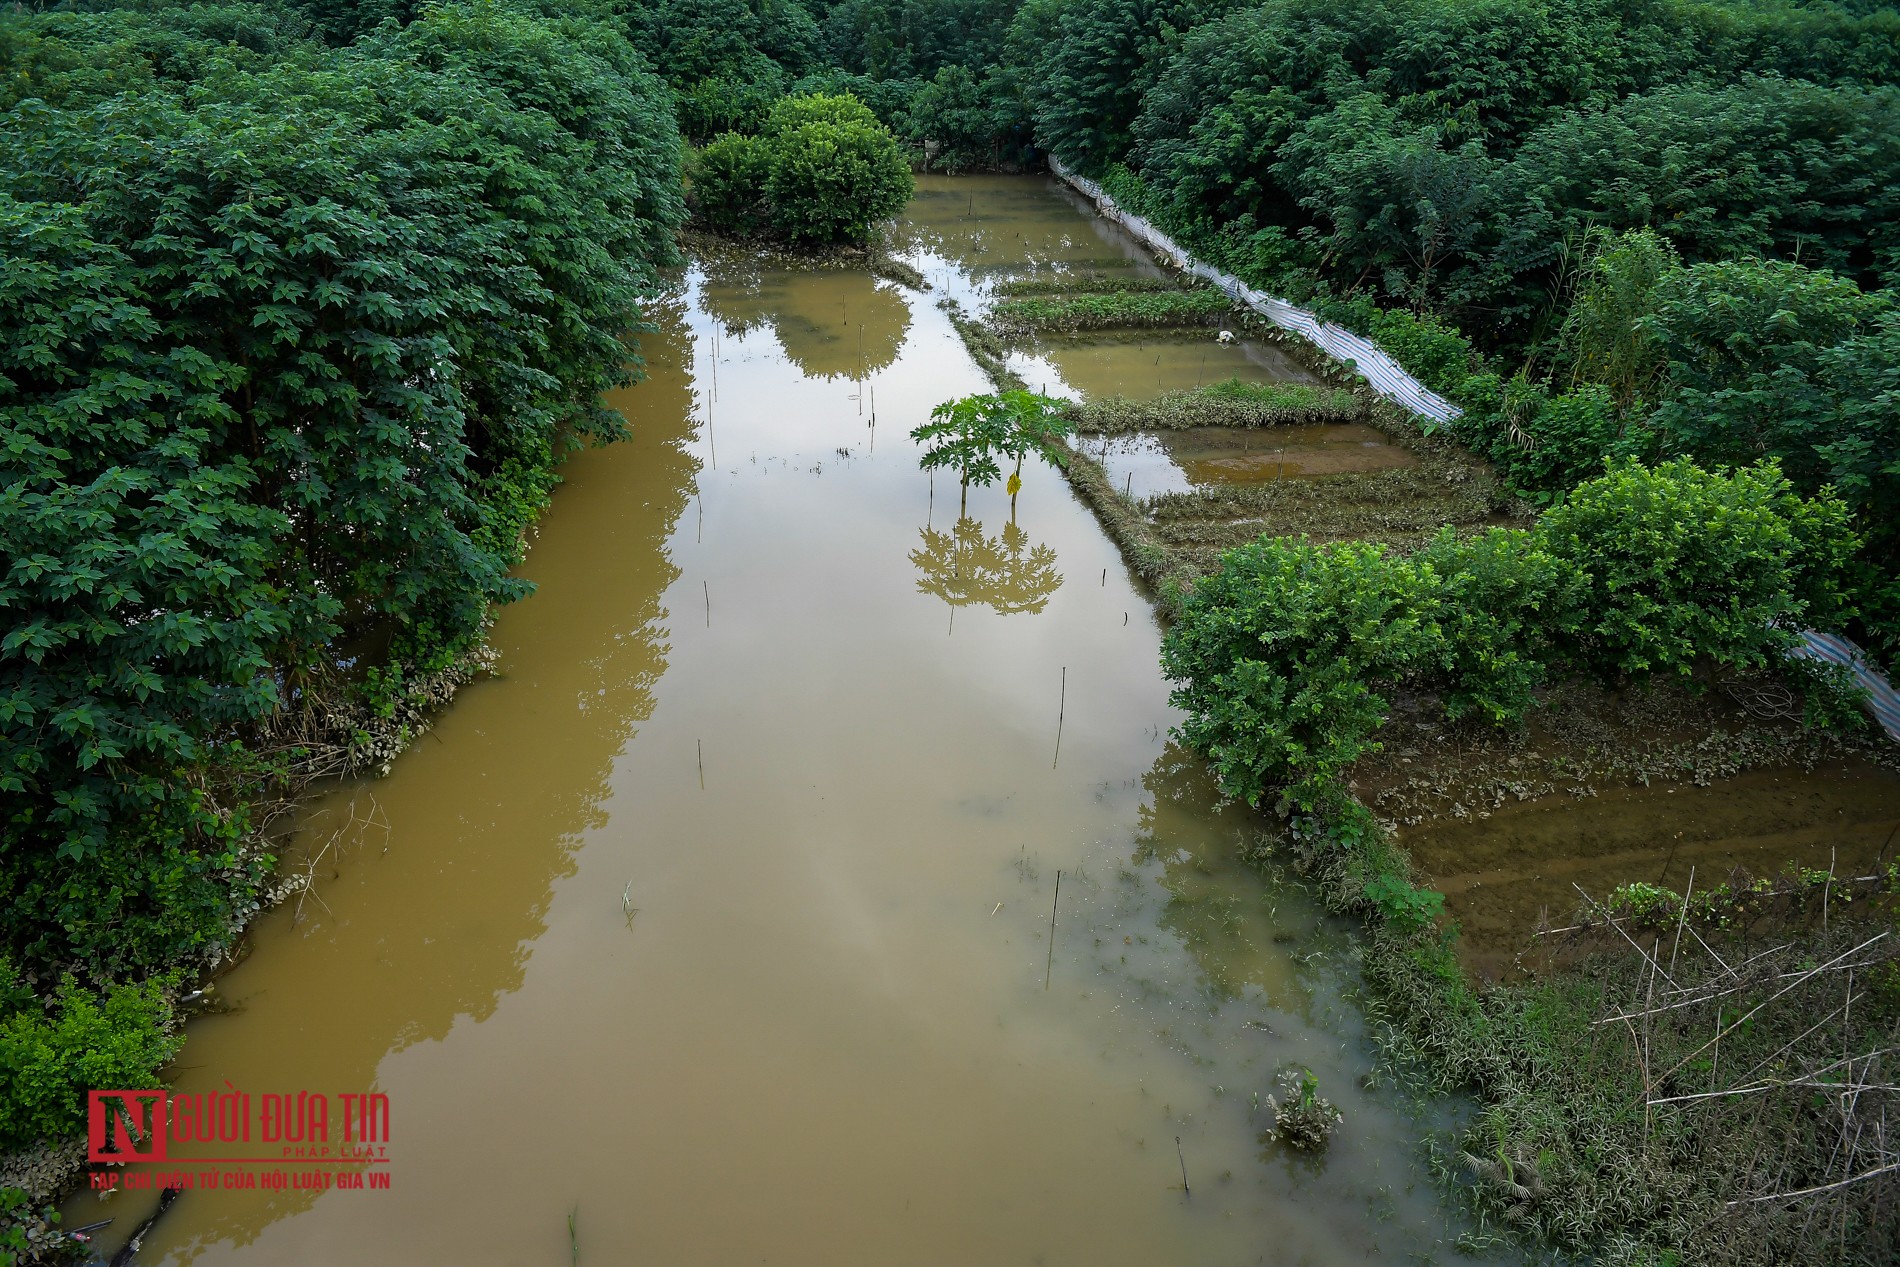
[871,254,927,290]
[1264,1066,1343,1151]
[994,272,1182,297]
[1071,379,1364,433]
[990,287,1233,335]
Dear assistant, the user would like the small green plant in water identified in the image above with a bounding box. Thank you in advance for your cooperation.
[1264,1065,1342,1151]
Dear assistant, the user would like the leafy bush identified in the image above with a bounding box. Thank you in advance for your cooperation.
[1164,461,1858,813]
[688,132,768,232]
[1363,873,1446,935]
[0,962,179,1153]
[1413,526,1583,722]
[686,93,913,244]
[1539,460,1856,681]
[760,92,913,243]
[1160,538,1447,813]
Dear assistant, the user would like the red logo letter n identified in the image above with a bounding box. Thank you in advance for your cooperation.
[88,1091,167,1163]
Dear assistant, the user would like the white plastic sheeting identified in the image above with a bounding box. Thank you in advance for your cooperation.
[1793,632,1900,742]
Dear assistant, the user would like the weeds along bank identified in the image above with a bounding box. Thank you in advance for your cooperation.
[0,0,685,1242]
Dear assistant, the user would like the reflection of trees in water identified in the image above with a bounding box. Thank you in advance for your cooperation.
[910,516,1061,615]
[695,253,909,379]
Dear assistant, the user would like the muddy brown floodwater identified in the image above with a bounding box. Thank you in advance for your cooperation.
[77,176,1496,1265]
[1093,426,1420,499]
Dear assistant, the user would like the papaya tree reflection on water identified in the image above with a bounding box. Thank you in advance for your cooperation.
[912,516,1062,617]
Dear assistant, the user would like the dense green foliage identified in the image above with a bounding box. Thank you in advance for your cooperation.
[1163,462,1859,813]
[688,93,913,242]
[0,0,684,1155]
[994,0,1900,663]
[0,960,179,1154]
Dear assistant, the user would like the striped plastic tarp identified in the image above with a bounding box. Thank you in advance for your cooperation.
[1047,159,1463,424]
[1045,159,1900,745]
[1791,632,1900,741]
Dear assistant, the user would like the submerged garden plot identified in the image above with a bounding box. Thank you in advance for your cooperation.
[953,256,1510,608]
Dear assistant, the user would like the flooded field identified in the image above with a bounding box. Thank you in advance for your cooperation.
[80,177,1491,1265]
[1093,425,1419,498]
[1027,334,1323,401]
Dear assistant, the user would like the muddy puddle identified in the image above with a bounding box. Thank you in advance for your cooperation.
[81,176,1494,1266]
[1090,426,1419,498]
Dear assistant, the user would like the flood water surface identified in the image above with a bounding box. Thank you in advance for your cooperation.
[1094,426,1419,498]
[87,177,1487,1266]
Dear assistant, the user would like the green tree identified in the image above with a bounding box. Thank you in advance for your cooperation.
[1560,228,1679,410]
[759,92,913,242]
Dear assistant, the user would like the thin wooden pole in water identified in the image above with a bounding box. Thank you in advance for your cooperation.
[1176,1137,1191,1198]
[1052,666,1066,768]
[703,580,710,627]
[697,739,704,789]
[1044,869,1062,989]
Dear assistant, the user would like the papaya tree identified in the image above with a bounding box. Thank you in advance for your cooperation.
[911,390,1071,514]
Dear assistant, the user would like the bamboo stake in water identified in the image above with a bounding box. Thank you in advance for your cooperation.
[697,739,704,790]
[703,580,710,627]
[1052,666,1066,768]
[1176,1137,1191,1198]
[1044,869,1062,989]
